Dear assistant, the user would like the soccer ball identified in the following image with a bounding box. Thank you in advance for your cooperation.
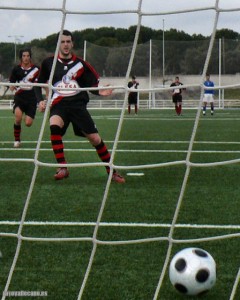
[169,247,216,296]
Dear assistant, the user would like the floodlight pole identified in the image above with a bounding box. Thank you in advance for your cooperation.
[83,40,87,61]
[162,19,166,87]
[8,35,24,63]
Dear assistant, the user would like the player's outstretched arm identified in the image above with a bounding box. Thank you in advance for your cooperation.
[99,86,113,96]
[38,100,47,112]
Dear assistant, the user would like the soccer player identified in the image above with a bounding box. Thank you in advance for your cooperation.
[202,73,214,116]
[128,75,139,114]
[9,48,40,148]
[170,76,185,116]
[34,30,125,183]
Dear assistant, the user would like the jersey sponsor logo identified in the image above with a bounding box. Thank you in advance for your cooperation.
[18,67,39,90]
[18,78,33,90]
[54,77,80,96]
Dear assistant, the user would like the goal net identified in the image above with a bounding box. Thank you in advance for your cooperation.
[0,1,240,299]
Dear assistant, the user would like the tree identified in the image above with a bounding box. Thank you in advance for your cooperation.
[0,43,16,77]
[95,37,120,47]
[115,28,130,43]
[1,26,240,78]
[85,42,110,76]
[166,29,192,41]
[181,45,208,74]
[105,46,132,76]
[215,29,240,40]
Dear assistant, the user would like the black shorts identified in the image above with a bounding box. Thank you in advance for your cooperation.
[50,101,98,137]
[13,98,37,119]
[128,93,138,105]
[172,94,182,103]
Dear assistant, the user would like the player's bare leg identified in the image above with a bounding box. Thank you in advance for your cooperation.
[13,107,23,147]
[24,115,34,127]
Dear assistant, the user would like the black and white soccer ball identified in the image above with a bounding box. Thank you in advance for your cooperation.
[169,247,216,296]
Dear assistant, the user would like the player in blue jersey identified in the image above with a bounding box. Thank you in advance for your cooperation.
[202,74,214,116]
[9,48,40,148]
[35,30,125,183]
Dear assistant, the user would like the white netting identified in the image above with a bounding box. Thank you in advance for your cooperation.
[0,0,240,299]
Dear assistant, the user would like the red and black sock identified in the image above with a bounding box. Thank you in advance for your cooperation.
[14,124,21,142]
[135,105,138,114]
[50,125,66,164]
[175,105,178,115]
[95,140,111,174]
[179,104,182,115]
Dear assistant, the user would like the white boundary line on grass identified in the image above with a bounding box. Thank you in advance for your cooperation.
[1,115,240,122]
[2,140,240,144]
[0,220,239,230]
[1,148,240,154]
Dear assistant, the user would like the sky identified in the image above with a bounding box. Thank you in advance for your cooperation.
[0,0,240,44]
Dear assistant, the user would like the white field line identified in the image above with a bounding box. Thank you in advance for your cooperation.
[1,139,240,154]
[0,220,239,230]
[1,116,240,121]
[1,148,240,154]
[2,140,240,144]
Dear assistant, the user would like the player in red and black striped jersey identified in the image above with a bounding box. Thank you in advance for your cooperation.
[9,48,40,148]
[128,75,139,114]
[35,29,125,183]
[170,76,185,116]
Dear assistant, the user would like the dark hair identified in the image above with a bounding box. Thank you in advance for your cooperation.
[132,75,136,80]
[19,48,32,59]
[56,29,74,42]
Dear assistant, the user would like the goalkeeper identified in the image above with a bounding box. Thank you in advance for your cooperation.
[35,30,125,183]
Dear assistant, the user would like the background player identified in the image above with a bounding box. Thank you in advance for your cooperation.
[9,48,39,148]
[35,30,125,183]
[170,76,185,116]
[202,73,215,116]
[128,75,139,114]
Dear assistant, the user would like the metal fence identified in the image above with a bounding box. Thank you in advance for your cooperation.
[84,38,240,78]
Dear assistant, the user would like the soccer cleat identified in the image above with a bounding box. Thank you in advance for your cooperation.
[13,141,21,148]
[112,172,125,183]
[203,111,206,116]
[211,111,214,115]
[54,167,69,180]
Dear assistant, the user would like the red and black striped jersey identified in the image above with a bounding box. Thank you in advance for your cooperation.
[36,54,100,106]
[170,81,184,95]
[9,64,39,101]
